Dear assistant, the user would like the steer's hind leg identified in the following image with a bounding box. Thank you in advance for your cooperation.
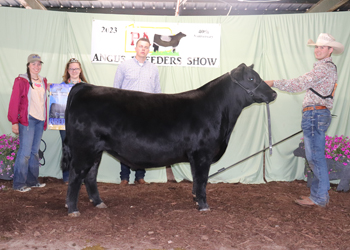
[84,152,107,209]
[191,165,198,202]
[189,154,211,211]
[66,166,84,217]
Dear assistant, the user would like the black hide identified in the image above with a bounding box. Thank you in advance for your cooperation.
[62,63,277,216]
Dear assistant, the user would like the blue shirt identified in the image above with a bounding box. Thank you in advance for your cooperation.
[113,57,161,93]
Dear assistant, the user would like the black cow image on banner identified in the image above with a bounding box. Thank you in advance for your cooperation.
[62,63,277,217]
[152,32,186,53]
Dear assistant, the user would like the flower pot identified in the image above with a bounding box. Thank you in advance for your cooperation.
[294,142,350,192]
[0,163,14,180]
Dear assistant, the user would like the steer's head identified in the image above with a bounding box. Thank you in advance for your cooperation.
[230,63,277,104]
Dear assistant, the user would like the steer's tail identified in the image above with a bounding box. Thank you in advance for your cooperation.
[61,140,71,172]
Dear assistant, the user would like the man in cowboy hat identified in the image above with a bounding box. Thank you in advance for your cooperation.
[265,33,344,207]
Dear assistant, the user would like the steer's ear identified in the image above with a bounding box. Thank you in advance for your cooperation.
[232,63,245,80]
[249,64,254,69]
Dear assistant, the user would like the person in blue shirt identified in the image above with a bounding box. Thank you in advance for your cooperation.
[113,38,161,185]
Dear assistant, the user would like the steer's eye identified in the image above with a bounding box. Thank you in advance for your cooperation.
[248,77,254,81]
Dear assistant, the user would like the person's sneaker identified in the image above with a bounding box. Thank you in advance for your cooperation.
[31,183,46,188]
[16,186,31,192]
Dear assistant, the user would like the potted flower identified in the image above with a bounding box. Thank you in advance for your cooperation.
[293,135,350,192]
[0,134,20,181]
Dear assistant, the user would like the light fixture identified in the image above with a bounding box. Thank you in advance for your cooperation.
[238,0,280,2]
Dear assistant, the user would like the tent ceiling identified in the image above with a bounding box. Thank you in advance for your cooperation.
[1,0,350,16]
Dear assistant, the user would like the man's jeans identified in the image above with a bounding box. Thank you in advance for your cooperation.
[301,108,332,207]
[120,162,145,182]
[13,116,44,190]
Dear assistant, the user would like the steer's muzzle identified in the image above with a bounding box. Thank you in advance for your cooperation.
[267,92,277,104]
[254,82,277,104]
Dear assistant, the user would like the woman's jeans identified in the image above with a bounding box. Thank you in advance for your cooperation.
[13,116,44,190]
[301,108,332,207]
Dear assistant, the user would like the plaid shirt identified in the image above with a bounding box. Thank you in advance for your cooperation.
[273,57,337,109]
[113,57,161,93]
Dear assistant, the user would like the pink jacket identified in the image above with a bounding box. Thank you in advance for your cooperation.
[8,75,48,130]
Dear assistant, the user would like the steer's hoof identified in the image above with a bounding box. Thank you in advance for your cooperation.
[96,202,107,209]
[65,204,68,209]
[199,207,211,212]
[68,211,81,217]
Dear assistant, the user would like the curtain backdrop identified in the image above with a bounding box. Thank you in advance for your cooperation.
[1,8,349,184]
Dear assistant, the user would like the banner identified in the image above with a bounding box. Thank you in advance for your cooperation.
[48,83,73,130]
[91,20,221,67]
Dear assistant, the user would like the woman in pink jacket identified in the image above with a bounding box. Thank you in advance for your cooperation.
[8,54,48,192]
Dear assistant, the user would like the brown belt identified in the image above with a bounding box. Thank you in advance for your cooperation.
[302,106,327,112]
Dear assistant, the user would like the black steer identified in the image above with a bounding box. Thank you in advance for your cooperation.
[153,32,186,53]
[62,63,277,217]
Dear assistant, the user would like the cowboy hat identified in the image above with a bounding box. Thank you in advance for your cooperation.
[307,33,344,54]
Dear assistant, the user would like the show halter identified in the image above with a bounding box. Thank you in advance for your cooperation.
[228,70,273,155]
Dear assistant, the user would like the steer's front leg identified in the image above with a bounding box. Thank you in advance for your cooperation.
[189,155,211,211]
